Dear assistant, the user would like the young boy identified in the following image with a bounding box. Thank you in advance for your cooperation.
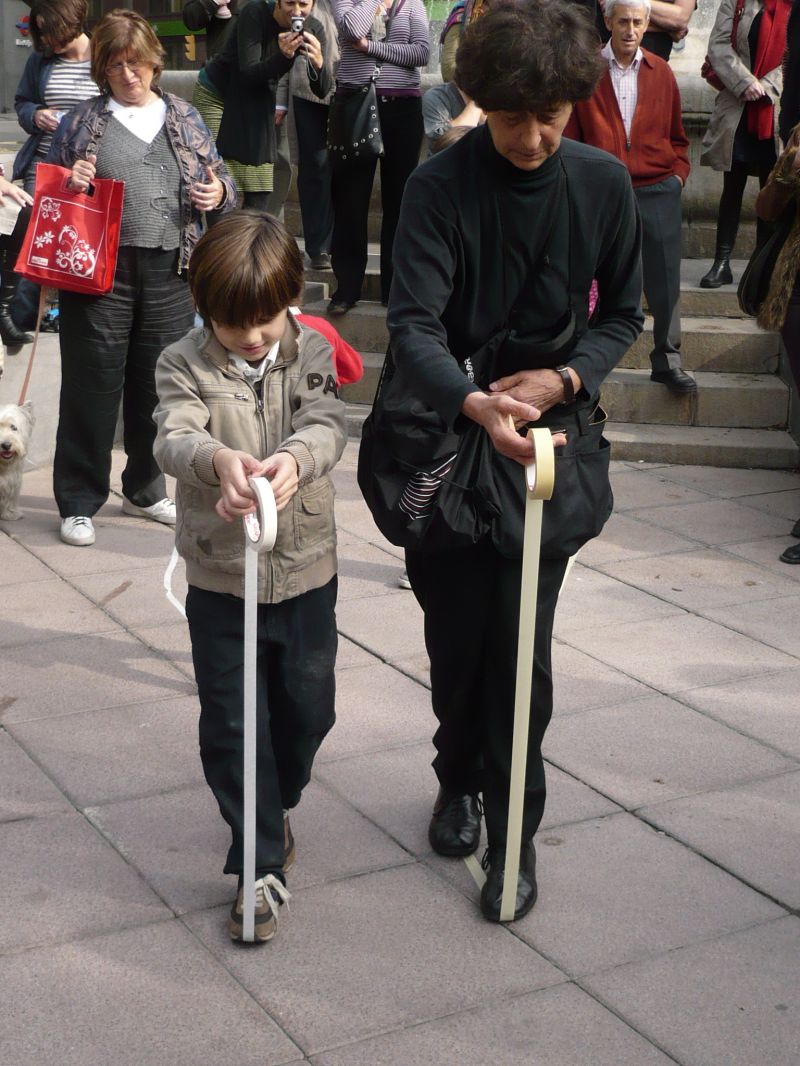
[153,212,347,942]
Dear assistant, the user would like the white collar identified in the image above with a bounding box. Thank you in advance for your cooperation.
[602,40,643,72]
[228,340,280,381]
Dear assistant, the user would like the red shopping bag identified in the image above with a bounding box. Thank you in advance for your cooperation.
[14,163,124,295]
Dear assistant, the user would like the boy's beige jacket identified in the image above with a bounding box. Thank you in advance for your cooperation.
[153,314,347,604]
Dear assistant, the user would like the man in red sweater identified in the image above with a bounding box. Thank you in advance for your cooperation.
[565,0,695,393]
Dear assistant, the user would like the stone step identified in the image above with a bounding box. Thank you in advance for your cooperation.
[343,362,790,430]
[310,259,753,317]
[306,300,781,375]
[605,422,799,469]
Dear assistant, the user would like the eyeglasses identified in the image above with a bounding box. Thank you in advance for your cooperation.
[105,60,146,76]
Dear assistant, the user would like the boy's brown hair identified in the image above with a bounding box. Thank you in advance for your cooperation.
[91,9,166,92]
[189,212,304,327]
[30,0,89,53]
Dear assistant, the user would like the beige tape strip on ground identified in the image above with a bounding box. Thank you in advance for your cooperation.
[461,426,556,918]
[241,477,278,942]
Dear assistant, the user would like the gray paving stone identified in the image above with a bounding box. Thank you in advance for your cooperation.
[679,668,800,758]
[0,729,71,822]
[0,921,301,1066]
[335,635,375,670]
[0,812,170,953]
[184,863,565,1054]
[311,982,673,1066]
[8,696,203,807]
[337,537,405,602]
[551,642,652,716]
[627,497,790,546]
[388,652,431,687]
[336,591,426,662]
[577,511,701,566]
[0,630,194,724]
[582,917,800,1066]
[655,464,800,498]
[1,577,119,648]
[723,535,800,583]
[87,779,411,916]
[317,662,433,761]
[71,564,188,630]
[554,564,683,636]
[597,547,794,611]
[641,771,800,908]
[543,695,794,809]
[0,534,54,586]
[607,468,711,512]
[317,744,621,858]
[563,613,797,692]
[735,487,800,521]
[508,813,783,976]
[702,593,800,659]
[134,621,196,680]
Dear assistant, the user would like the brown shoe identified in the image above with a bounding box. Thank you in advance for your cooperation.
[227,874,290,942]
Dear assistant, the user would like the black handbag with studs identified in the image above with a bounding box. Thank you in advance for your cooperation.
[327,71,384,165]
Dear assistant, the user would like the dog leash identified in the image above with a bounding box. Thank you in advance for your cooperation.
[462,426,556,921]
[241,476,278,941]
[16,287,47,406]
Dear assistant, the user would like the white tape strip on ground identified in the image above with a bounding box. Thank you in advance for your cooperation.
[241,476,278,942]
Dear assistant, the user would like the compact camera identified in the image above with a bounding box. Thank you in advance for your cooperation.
[291,14,305,32]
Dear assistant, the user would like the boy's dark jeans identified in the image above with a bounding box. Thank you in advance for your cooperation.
[186,579,338,881]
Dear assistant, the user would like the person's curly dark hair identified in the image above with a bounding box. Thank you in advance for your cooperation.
[455,0,604,113]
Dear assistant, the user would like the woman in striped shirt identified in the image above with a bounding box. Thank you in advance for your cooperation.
[6,0,99,347]
[328,0,430,313]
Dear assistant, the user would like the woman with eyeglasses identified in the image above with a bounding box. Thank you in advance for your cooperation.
[6,0,99,347]
[45,9,237,548]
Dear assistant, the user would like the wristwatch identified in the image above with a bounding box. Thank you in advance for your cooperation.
[555,365,574,405]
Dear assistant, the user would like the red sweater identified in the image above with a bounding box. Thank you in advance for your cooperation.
[564,50,690,189]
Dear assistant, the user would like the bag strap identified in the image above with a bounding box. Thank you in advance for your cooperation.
[371,0,407,82]
[16,287,47,407]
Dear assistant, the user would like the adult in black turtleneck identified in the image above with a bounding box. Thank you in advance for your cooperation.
[373,0,643,924]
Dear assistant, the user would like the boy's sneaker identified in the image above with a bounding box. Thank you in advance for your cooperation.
[228,874,290,943]
[283,810,296,872]
[60,516,95,546]
[121,497,176,525]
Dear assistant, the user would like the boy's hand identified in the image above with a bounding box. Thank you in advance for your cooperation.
[213,448,263,522]
[264,451,299,511]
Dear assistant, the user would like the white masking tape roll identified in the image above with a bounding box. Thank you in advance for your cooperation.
[243,476,278,553]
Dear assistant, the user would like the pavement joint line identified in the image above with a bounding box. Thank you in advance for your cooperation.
[2,687,197,727]
[334,629,433,690]
[0,913,177,962]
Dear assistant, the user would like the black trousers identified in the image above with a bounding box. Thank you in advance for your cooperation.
[54,246,194,518]
[331,94,423,304]
[293,96,334,258]
[405,541,568,850]
[186,579,338,879]
[635,177,683,372]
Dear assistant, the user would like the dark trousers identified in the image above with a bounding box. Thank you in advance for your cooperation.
[293,96,334,258]
[716,160,775,255]
[54,246,194,517]
[405,541,568,850]
[331,94,423,304]
[635,177,683,372]
[780,303,800,394]
[186,580,338,879]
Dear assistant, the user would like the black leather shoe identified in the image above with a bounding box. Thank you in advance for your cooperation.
[780,541,800,564]
[699,258,733,288]
[791,517,800,539]
[327,298,356,316]
[428,788,481,856]
[479,843,538,923]
[650,368,698,394]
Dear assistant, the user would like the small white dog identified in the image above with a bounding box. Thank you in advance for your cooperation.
[0,402,35,521]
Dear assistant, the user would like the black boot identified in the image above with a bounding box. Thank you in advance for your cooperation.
[428,788,482,856]
[479,842,538,922]
[0,278,33,346]
[699,256,733,289]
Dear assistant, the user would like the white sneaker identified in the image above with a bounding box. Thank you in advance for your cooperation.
[60,516,95,546]
[398,569,412,590]
[121,497,176,525]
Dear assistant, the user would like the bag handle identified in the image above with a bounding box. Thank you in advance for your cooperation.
[371,0,407,82]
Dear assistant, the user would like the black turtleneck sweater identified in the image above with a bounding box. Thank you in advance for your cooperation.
[387,123,644,428]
